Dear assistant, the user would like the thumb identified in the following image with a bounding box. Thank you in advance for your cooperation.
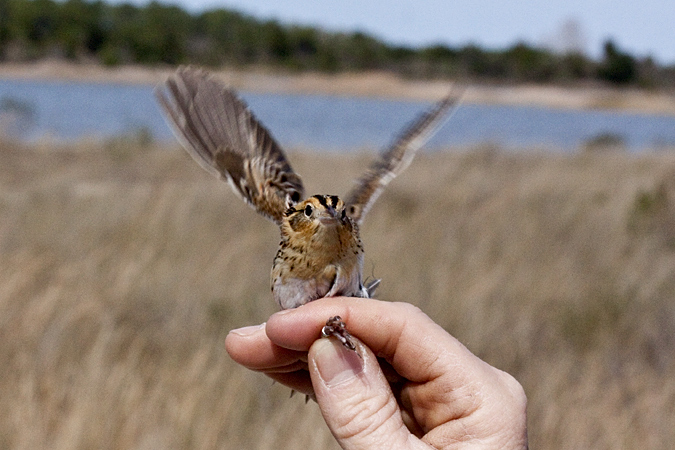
[308,337,415,450]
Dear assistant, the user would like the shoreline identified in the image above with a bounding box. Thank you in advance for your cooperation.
[1,60,674,116]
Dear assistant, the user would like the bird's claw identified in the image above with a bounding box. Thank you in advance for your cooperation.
[321,315,358,354]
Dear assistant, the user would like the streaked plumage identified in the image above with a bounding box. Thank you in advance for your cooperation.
[156,69,303,224]
[156,66,461,310]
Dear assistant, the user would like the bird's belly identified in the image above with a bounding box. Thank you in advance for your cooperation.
[273,265,363,309]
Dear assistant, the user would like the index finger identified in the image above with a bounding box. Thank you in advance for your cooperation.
[266,297,480,383]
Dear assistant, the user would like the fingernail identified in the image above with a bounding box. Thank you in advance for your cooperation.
[229,323,266,337]
[313,338,363,387]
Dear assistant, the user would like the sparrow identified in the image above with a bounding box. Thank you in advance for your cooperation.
[156,67,460,343]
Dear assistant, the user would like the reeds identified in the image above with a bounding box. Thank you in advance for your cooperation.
[1,140,674,449]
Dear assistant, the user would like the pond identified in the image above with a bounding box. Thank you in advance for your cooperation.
[1,78,674,152]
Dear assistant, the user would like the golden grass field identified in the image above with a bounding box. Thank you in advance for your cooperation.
[1,136,674,449]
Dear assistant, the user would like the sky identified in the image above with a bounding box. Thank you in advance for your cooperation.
[149,0,675,64]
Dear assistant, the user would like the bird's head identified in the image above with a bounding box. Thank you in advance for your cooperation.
[282,194,350,238]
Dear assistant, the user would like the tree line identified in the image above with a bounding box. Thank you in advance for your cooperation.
[1,0,673,87]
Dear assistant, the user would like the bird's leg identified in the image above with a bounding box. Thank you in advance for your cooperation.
[321,315,359,355]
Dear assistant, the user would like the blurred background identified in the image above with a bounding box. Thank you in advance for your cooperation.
[0,1,674,449]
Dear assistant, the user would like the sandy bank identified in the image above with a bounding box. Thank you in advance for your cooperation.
[1,60,674,115]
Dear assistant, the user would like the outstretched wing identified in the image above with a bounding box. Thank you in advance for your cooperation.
[345,90,462,224]
[156,66,304,224]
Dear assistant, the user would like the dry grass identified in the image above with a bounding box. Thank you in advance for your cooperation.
[1,138,674,449]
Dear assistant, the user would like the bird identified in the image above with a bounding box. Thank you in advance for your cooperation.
[155,66,461,332]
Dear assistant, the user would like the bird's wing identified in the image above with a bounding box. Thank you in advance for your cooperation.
[345,89,463,224]
[156,66,304,224]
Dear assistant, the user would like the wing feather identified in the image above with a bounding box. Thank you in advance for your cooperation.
[345,90,463,224]
[156,66,304,224]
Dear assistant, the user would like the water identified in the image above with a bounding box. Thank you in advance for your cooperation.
[1,78,675,151]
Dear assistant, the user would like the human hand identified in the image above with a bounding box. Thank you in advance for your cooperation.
[225,297,528,449]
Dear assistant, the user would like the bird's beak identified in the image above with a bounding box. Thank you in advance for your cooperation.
[317,206,339,225]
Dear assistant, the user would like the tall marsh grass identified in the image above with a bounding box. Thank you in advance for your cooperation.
[1,140,674,449]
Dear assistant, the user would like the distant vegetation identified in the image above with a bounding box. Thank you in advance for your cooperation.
[1,0,674,87]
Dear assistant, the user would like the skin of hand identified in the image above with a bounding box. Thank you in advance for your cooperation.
[225,298,528,450]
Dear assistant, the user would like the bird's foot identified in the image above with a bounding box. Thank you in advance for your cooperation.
[321,315,359,355]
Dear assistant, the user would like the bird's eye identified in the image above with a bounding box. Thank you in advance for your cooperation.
[304,204,313,217]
